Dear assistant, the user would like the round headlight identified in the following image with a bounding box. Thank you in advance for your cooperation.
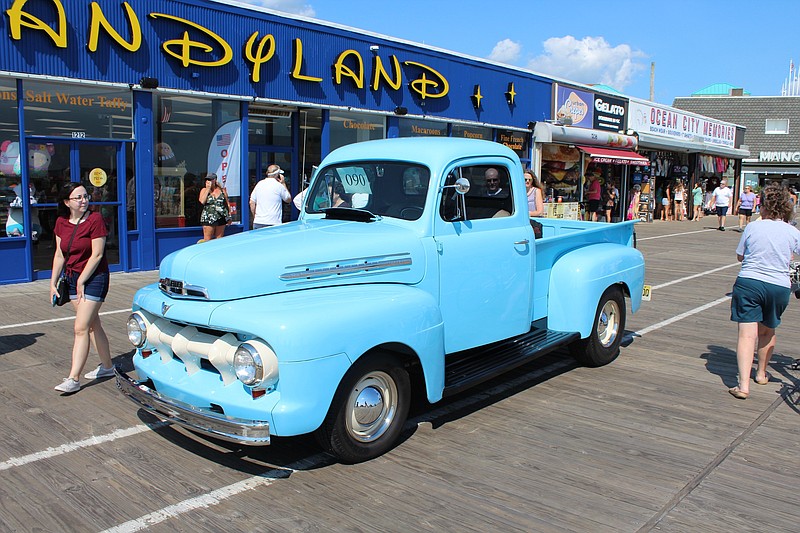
[127,313,148,348]
[234,343,264,386]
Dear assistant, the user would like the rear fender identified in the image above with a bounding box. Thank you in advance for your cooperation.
[547,243,644,337]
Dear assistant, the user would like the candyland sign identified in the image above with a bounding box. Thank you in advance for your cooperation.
[628,101,735,147]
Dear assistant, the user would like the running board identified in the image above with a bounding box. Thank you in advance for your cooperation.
[442,328,579,397]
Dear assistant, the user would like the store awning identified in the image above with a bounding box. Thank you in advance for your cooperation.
[636,132,750,159]
[742,165,800,175]
[577,146,650,165]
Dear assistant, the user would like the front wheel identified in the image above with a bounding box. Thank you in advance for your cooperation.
[315,353,410,463]
[569,286,626,367]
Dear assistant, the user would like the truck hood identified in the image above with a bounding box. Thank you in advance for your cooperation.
[158,218,427,301]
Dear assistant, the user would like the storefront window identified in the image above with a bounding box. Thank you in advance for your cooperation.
[154,95,241,228]
[541,144,582,201]
[249,106,292,146]
[451,124,492,140]
[398,118,447,138]
[330,111,384,151]
[298,108,322,186]
[22,80,132,139]
[0,78,19,238]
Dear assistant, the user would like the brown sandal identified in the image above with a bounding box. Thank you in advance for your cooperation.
[728,387,749,399]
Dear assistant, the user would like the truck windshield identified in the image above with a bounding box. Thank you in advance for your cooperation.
[305,161,430,221]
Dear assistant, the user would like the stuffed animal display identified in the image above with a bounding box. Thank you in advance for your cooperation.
[27,143,55,174]
[0,140,21,176]
[6,183,42,241]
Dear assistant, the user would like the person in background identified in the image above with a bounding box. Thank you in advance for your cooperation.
[736,185,757,231]
[673,181,686,221]
[250,164,291,229]
[524,169,544,217]
[50,183,113,394]
[585,172,601,221]
[661,182,671,221]
[708,179,733,231]
[626,184,641,221]
[691,181,704,221]
[728,185,800,399]
[199,173,231,241]
[789,187,798,225]
[602,180,617,223]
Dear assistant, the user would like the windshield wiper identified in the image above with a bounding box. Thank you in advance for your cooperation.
[322,207,382,222]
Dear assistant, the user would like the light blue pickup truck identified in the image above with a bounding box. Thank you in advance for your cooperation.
[118,138,645,463]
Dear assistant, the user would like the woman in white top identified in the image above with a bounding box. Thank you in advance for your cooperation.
[672,181,686,221]
[728,185,800,399]
[524,169,544,217]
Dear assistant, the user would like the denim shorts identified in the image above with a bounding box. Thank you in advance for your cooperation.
[715,206,729,216]
[730,276,790,328]
[67,270,109,303]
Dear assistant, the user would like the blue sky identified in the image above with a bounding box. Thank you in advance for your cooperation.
[233,0,800,105]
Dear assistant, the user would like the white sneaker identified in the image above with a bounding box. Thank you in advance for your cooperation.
[54,378,80,393]
[84,365,116,380]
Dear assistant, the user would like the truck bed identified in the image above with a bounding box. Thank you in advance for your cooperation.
[531,218,639,321]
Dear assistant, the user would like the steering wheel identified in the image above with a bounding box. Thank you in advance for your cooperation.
[399,206,423,220]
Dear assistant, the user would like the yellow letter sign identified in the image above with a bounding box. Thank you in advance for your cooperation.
[88,1,142,53]
[244,32,276,83]
[150,13,233,68]
[333,50,364,89]
[6,0,67,48]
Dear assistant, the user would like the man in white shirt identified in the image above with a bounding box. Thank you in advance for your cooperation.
[708,179,733,231]
[250,164,291,228]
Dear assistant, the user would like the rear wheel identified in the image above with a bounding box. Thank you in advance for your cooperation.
[315,353,410,463]
[569,286,626,367]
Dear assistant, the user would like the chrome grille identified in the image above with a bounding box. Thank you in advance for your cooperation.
[158,277,208,299]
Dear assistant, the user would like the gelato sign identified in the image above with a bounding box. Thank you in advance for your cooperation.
[593,94,627,132]
[629,100,735,148]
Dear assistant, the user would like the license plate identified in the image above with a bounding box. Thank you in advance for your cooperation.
[642,284,652,301]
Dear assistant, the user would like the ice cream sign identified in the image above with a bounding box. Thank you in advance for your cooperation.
[555,86,592,127]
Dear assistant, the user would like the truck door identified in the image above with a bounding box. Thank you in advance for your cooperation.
[433,162,534,353]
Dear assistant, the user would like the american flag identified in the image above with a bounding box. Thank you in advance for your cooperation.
[216,133,231,146]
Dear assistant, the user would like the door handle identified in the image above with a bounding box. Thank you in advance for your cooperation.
[514,239,529,245]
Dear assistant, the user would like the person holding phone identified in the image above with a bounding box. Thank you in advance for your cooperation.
[250,164,291,229]
[50,183,113,394]
[199,173,231,241]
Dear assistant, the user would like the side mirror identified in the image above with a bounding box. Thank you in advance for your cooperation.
[454,177,470,194]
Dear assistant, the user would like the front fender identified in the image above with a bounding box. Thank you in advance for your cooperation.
[211,284,445,435]
[547,243,644,337]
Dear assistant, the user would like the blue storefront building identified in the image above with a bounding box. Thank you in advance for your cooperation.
[0,0,746,284]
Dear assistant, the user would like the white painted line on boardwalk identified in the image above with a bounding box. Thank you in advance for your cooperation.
[652,263,739,290]
[638,227,719,241]
[100,455,324,533]
[622,295,731,344]
[0,308,131,330]
[0,423,166,471]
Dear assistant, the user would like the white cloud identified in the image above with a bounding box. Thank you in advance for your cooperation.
[527,36,645,91]
[488,39,522,64]
[236,0,316,17]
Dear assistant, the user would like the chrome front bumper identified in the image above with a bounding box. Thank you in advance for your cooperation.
[115,369,270,445]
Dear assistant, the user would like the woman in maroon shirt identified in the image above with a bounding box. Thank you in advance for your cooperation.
[50,183,114,393]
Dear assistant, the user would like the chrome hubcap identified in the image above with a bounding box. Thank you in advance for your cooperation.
[346,371,397,443]
[597,299,620,348]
